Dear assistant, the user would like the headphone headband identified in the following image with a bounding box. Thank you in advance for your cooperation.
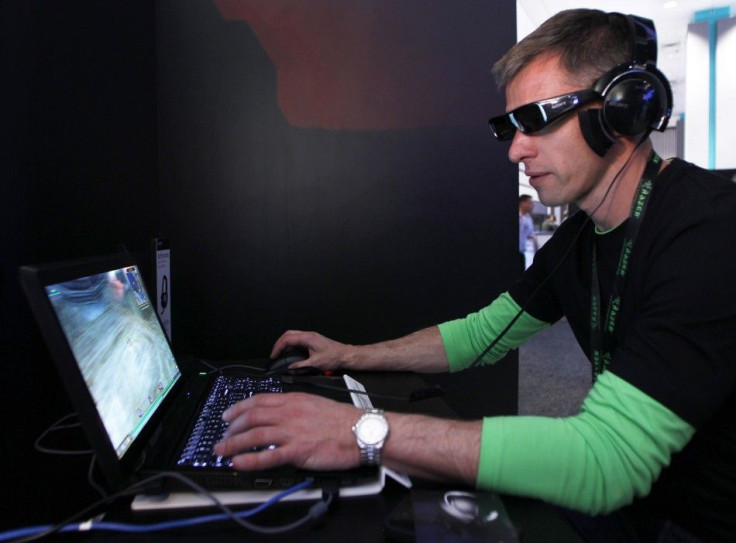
[579,13,672,156]
[627,14,658,67]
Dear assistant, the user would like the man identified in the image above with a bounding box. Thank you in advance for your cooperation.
[519,194,537,271]
[216,10,735,541]
[542,214,558,231]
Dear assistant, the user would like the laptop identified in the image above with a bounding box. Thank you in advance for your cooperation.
[19,252,379,497]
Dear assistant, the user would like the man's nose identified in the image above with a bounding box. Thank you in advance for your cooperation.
[508,130,534,165]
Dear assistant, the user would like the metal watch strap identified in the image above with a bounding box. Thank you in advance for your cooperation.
[359,444,381,466]
[354,408,388,466]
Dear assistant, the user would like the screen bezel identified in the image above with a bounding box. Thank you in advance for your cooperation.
[20,252,185,490]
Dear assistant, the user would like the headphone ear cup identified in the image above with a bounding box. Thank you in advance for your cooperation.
[578,109,615,157]
[601,69,670,135]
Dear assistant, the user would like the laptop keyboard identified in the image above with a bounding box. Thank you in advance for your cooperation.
[177,374,282,468]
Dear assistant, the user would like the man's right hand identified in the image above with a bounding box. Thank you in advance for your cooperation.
[270,326,450,374]
[270,330,353,372]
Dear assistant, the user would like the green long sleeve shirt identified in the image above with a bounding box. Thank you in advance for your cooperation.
[438,292,694,514]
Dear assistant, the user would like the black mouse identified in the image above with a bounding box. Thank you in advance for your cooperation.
[266,346,310,373]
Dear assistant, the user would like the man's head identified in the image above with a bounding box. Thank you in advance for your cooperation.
[489,10,671,222]
[519,194,534,214]
[490,10,671,156]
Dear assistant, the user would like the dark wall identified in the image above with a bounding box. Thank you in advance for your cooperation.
[1,0,518,530]
[157,0,519,418]
[1,0,158,527]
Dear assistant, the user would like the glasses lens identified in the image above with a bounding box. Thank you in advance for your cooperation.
[489,103,546,141]
[510,103,547,133]
[488,115,516,141]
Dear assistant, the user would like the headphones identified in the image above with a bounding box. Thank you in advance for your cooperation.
[579,13,673,156]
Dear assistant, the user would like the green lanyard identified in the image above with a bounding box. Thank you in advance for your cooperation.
[590,150,662,377]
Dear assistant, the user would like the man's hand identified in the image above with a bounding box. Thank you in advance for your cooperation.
[214,392,362,471]
[214,391,482,486]
[270,326,450,374]
[270,330,351,373]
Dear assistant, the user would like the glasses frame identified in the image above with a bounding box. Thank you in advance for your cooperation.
[488,89,600,141]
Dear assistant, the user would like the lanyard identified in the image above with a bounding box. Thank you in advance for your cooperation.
[590,150,662,377]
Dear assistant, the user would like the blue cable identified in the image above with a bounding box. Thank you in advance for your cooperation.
[0,479,314,541]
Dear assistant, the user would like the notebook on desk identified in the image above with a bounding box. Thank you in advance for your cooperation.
[19,252,380,497]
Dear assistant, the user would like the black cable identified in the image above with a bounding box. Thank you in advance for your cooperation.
[283,375,443,402]
[195,359,266,374]
[33,413,93,456]
[86,454,109,499]
[4,472,331,542]
[195,359,444,402]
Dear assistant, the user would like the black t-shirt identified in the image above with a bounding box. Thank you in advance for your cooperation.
[509,159,736,540]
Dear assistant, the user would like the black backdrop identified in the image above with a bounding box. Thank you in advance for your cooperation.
[1,0,517,529]
[1,0,159,528]
[156,0,518,415]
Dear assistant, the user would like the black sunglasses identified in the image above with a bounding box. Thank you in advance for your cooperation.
[488,89,600,141]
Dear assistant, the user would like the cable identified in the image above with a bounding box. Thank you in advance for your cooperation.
[196,359,444,402]
[0,473,329,542]
[33,413,93,456]
[470,138,649,368]
[86,454,109,499]
[33,415,108,498]
[283,375,443,402]
[195,359,266,374]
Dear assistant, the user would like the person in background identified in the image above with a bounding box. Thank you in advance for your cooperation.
[216,10,736,541]
[518,194,537,271]
[541,214,558,231]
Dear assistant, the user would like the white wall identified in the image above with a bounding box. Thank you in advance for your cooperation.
[715,17,736,169]
[685,16,736,169]
[685,21,711,168]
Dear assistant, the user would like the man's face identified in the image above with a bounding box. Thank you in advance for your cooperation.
[505,54,609,212]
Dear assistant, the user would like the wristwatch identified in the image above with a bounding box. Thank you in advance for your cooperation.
[352,408,389,466]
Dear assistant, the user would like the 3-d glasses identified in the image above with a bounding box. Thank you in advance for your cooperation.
[488,89,599,141]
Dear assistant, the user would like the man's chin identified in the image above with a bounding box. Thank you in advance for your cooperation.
[537,195,564,207]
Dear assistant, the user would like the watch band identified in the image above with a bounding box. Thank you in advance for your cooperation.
[359,443,382,466]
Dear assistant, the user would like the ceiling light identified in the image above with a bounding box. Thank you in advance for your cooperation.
[663,1,678,9]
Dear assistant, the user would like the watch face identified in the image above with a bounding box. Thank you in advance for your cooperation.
[358,414,388,445]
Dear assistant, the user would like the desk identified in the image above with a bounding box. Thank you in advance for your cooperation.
[1,363,581,542]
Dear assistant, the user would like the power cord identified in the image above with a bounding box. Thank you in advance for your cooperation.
[34,413,108,498]
[195,358,265,374]
[33,413,92,456]
[195,359,444,402]
[0,472,334,542]
[21,414,337,542]
[283,375,444,402]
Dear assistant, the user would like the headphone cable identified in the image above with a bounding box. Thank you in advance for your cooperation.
[470,137,649,368]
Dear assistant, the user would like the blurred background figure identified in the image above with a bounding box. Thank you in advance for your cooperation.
[541,214,558,232]
[519,194,537,271]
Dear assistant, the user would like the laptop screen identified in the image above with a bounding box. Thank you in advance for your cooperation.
[44,265,181,459]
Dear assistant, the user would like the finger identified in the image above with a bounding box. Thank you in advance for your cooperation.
[230,445,289,471]
[270,330,308,358]
[215,424,287,457]
[222,405,282,438]
[222,393,286,421]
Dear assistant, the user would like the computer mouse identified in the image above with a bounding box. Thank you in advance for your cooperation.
[266,346,310,373]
